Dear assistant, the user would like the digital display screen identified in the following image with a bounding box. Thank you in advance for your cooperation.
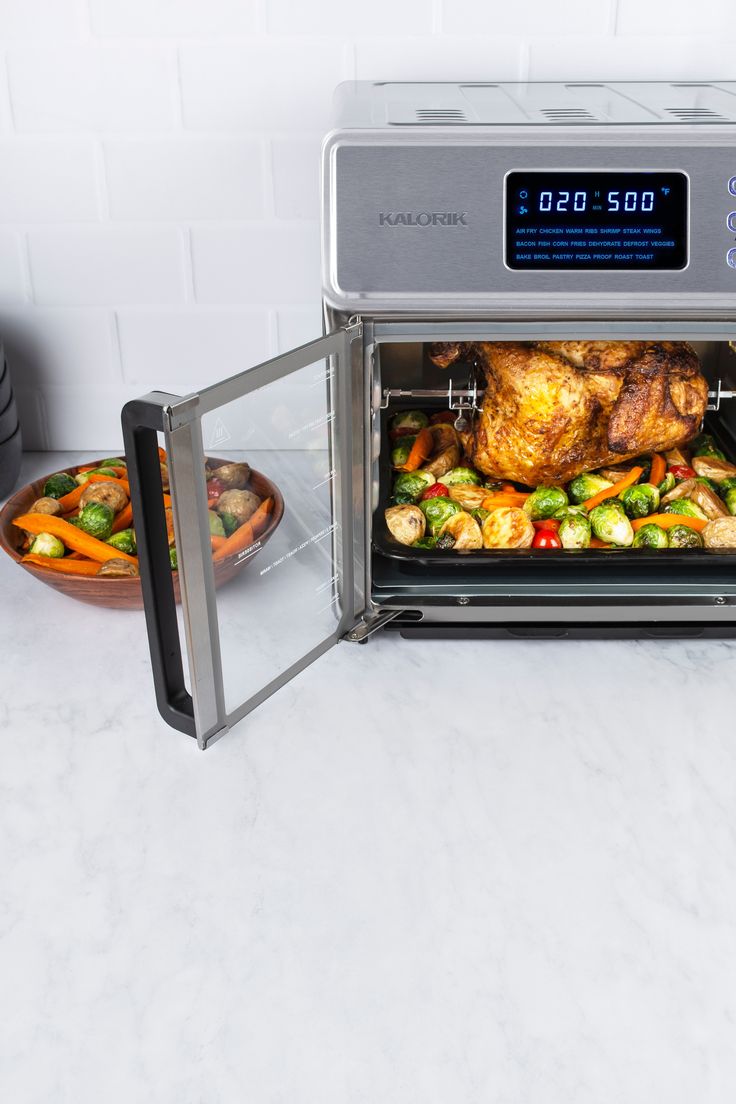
[505,171,688,270]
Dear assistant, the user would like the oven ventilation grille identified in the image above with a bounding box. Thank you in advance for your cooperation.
[414,108,467,123]
[666,107,729,121]
[540,108,597,122]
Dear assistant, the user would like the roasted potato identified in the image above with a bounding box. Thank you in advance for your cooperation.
[692,456,736,483]
[216,488,260,525]
[385,504,425,546]
[440,511,482,550]
[447,483,488,510]
[212,462,251,489]
[481,507,535,549]
[423,423,460,479]
[703,516,736,549]
[79,481,128,513]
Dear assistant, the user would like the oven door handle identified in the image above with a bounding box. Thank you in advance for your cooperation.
[122,395,196,738]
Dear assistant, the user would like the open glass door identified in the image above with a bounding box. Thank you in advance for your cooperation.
[122,324,365,748]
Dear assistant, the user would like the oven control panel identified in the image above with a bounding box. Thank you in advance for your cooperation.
[324,136,736,315]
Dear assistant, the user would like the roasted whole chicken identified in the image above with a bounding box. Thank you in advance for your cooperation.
[429,341,709,485]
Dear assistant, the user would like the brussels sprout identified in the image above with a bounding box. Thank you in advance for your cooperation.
[169,546,178,570]
[29,532,65,558]
[692,433,726,461]
[419,495,463,536]
[632,523,668,549]
[106,528,137,555]
[43,472,78,499]
[718,476,736,498]
[442,466,481,487]
[412,535,437,550]
[220,511,239,538]
[558,513,591,549]
[435,532,455,550]
[390,437,415,469]
[724,488,736,516]
[74,466,119,485]
[619,482,660,519]
[392,470,435,504]
[77,501,114,541]
[589,501,634,546]
[553,504,588,520]
[523,486,568,520]
[97,457,126,468]
[663,497,707,521]
[470,507,490,525]
[667,524,703,549]
[657,472,676,496]
[568,473,612,504]
[390,410,429,433]
[208,510,225,537]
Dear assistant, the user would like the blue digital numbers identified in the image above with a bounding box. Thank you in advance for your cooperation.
[537,189,655,213]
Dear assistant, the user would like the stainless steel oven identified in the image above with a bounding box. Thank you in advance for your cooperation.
[123,81,736,747]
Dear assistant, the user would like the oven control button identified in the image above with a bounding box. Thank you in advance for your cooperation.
[729,177,736,196]
[728,212,736,232]
[727,248,736,268]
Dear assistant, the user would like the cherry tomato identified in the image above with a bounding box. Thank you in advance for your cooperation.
[429,411,457,426]
[421,482,449,501]
[532,518,560,532]
[207,477,226,503]
[532,528,562,549]
[669,464,696,480]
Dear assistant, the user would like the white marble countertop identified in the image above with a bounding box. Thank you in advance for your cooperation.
[3,453,736,1103]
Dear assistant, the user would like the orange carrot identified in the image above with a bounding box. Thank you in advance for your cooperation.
[397,428,433,472]
[22,554,101,576]
[158,446,167,464]
[649,453,665,487]
[76,463,98,474]
[111,502,134,534]
[631,513,707,533]
[500,483,518,493]
[12,513,138,564]
[582,466,644,511]
[590,537,613,549]
[213,498,273,562]
[481,492,530,510]
[210,534,226,551]
[58,482,87,511]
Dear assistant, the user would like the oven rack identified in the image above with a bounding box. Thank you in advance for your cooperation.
[380,379,736,417]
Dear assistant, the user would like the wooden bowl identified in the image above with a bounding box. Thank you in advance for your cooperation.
[0,457,285,610]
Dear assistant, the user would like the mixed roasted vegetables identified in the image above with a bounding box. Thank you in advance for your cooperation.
[384,411,736,553]
[12,451,274,578]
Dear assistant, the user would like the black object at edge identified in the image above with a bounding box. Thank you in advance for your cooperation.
[122,398,195,738]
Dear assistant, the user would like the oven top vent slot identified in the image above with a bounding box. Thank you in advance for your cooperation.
[540,107,597,123]
[414,108,467,124]
[666,106,731,122]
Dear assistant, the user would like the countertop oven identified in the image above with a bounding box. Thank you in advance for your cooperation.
[123,81,736,747]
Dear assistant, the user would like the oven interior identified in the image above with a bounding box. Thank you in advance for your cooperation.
[367,337,736,616]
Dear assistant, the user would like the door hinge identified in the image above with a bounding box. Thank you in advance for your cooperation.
[344,609,403,643]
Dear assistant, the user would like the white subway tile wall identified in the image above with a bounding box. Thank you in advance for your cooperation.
[0,0,730,448]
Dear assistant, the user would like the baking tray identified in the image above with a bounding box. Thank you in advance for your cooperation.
[372,410,736,568]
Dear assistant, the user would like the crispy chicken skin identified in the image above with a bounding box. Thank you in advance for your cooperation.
[429,341,709,485]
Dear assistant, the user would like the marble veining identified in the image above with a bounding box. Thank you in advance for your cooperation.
[1,454,736,1103]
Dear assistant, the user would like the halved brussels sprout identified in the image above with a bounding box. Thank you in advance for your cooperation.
[390,437,415,469]
[523,486,568,520]
[619,482,660,519]
[442,466,481,487]
[588,501,634,546]
[553,504,588,521]
[632,523,668,549]
[418,495,463,537]
[77,501,114,541]
[390,410,429,433]
[29,532,65,558]
[106,529,137,555]
[568,473,612,504]
[558,513,591,549]
[392,470,435,504]
[667,524,703,549]
[663,497,708,521]
[657,472,676,496]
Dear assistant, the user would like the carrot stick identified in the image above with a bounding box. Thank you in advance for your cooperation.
[212,498,273,562]
[76,463,98,474]
[58,482,87,511]
[631,513,707,532]
[111,502,134,534]
[158,447,167,464]
[481,492,530,510]
[397,427,433,473]
[500,483,518,493]
[12,513,138,564]
[582,466,644,511]
[649,453,665,487]
[590,537,613,549]
[210,534,226,551]
[22,554,102,576]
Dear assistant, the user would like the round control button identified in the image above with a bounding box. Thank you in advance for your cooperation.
[727,248,736,268]
[729,177,736,196]
[728,212,736,232]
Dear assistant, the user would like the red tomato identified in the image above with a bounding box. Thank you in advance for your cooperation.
[669,464,696,480]
[421,482,449,501]
[532,528,562,549]
[207,477,226,503]
[532,518,560,532]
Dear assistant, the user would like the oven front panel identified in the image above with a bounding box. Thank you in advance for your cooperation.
[324,133,736,316]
